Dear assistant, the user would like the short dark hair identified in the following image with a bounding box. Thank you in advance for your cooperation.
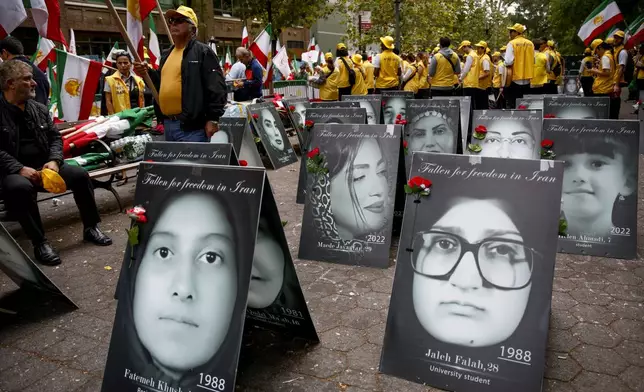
[439,37,450,48]
[532,39,542,47]
[112,50,133,62]
[0,37,24,56]
[393,48,400,55]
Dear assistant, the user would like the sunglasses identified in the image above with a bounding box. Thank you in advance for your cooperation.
[168,17,189,25]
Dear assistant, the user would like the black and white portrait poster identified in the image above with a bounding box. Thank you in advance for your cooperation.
[432,96,472,153]
[469,110,542,160]
[310,101,360,109]
[639,103,644,155]
[248,102,298,169]
[296,108,367,204]
[244,180,319,342]
[382,90,415,124]
[404,99,460,176]
[102,162,265,392]
[298,124,400,268]
[282,97,310,147]
[0,223,74,305]
[381,152,564,392]
[563,76,580,96]
[342,94,382,125]
[515,98,544,111]
[216,117,246,157]
[543,96,610,119]
[144,142,235,165]
[543,119,639,259]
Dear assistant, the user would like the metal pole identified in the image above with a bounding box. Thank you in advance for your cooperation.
[394,0,401,50]
[267,0,275,95]
[358,14,362,52]
[103,0,160,103]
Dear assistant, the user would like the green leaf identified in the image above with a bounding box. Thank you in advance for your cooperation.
[281,220,288,227]
[472,132,486,140]
[558,217,568,236]
[404,184,413,194]
[126,225,140,247]
[467,143,482,153]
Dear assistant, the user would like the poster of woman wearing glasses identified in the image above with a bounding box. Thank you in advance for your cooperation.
[380,152,564,392]
[468,110,542,160]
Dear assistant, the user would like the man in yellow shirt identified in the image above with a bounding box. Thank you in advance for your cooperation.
[475,41,491,109]
[458,40,481,108]
[334,43,353,99]
[350,54,368,95]
[361,52,376,94]
[590,39,617,106]
[578,47,595,97]
[374,36,403,93]
[491,51,507,108]
[134,6,226,142]
[504,23,534,109]
[531,39,550,95]
[429,37,461,97]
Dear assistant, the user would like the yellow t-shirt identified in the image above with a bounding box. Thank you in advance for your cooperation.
[320,69,339,100]
[509,36,534,81]
[335,56,352,88]
[418,61,429,89]
[363,60,375,90]
[532,51,548,87]
[375,50,402,89]
[463,52,480,89]
[351,65,368,95]
[159,47,184,116]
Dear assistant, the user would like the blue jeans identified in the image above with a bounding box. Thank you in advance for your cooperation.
[164,119,208,142]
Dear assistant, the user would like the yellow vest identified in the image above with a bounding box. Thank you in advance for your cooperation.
[363,60,375,90]
[403,62,420,93]
[580,56,594,77]
[463,51,480,88]
[433,52,459,88]
[105,71,145,114]
[351,65,368,95]
[545,49,557,81]
[593,52,615,95]
[418,61,429,89]
[492,61,504,88]
[613,45,626,84]
[509,36,534,81]
[335,56,352,88]
[375,50,401,89]
[478,54,492,89]
[637,55,644,80]
[532,51,548,87]
[320,69,339,100]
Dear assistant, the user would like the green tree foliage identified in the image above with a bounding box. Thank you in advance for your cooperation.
[234,0,332,36]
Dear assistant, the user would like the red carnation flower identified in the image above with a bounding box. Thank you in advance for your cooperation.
[252,113,259,119]
[518,105,527,110]
[475,125,487,134]
[403,140,408,148]
[541,139,554,149]
[307,147,320,159]
[408,176,432,189]
[543,114,556,119]
[305,120,314,128]
[396,113,402,120]
[145,159,154,162]
[239,160,248,166]
[289,105,296,111]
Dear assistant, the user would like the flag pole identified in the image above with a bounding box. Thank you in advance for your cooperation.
[155,0,174,46]
[102,0,160,103]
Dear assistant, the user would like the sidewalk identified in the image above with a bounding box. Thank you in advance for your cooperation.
[0,104,643,392]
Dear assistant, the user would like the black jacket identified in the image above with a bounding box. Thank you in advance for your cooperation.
[15,56,50,107]
[0,96,63,178]
[149,39,227,131]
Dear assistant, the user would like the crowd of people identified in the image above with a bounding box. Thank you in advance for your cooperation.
[293,24,644,120]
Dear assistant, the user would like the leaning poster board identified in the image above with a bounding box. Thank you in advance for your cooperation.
[515,98,544,111]
[380,152,564,392]
[382,90,414,124]
[432,96,472,153]
[296,108,367,204]
[298,124,401,268]
[0,223,76,307]
[468,110,542,160]
[282,97,310,147]
[563,76,580,96]
[102,163,265,392]
[342,94,382,125]
[248,102,299,169]
[217,117,263,167]
[404,99,461,176]
[144,142,238,165]
[310,101,360,109]
[543,96,610,119]
[542,119,639,259]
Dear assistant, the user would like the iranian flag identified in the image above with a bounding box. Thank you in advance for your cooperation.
[577,0,623,46]
[224,47,232,71]
[0,0,27,39]
[242,26,249,47]
[32,36,57,71]
[308,36,316,50]
[55,50,103,121]
[626,15,644,48]
[103,42,120,74]
[127,0,156,60]
[249,24,272,83]
[25,0,67,44]
[148,16,161,69]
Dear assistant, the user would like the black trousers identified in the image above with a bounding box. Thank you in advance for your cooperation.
[2,164,101,245]
[506,82,531,110]
[430,89,453,97]
[580,76,594,97]
[493,88,506,109]
[594,93,621,119]
[475,88,489,110]
[367,89,375,95]
[546,81,558,94]
[463,87,479,109]
[338,86,352,100]
[531,86,546,96]
[415,88,430,99]
[374,86,399,94]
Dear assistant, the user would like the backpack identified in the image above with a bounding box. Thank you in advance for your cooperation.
[339,57,356,86]
[615,48,635,86]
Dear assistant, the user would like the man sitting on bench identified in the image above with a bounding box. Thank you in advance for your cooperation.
[0,60,112,266]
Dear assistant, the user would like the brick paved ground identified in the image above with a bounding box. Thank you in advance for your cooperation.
[0,106,643,392]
